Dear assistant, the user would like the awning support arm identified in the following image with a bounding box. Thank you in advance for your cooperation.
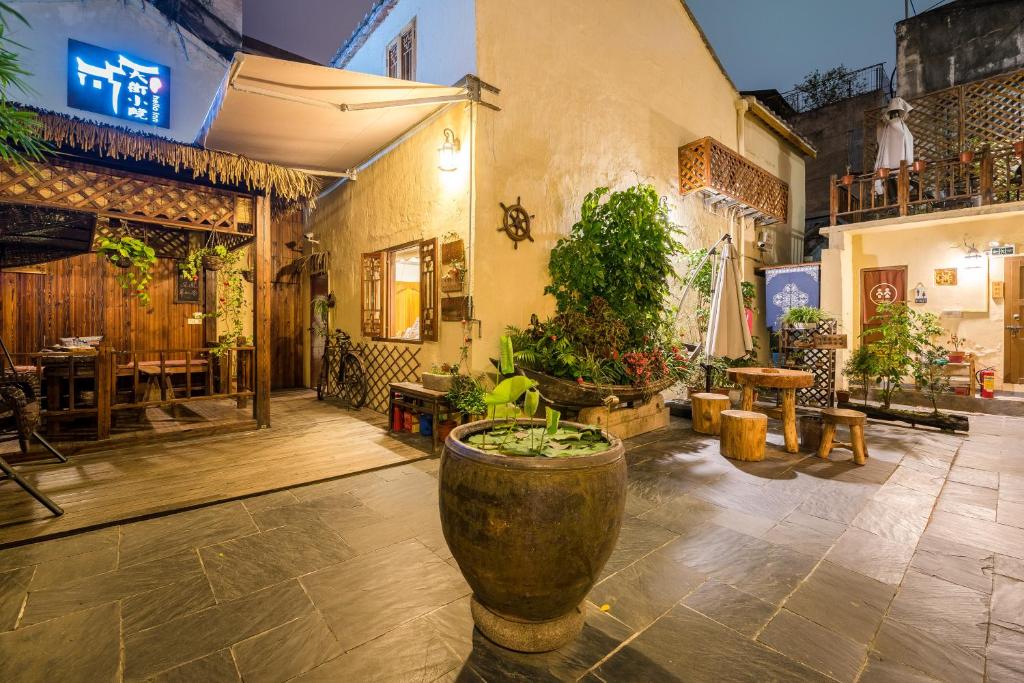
[229,83,472,113]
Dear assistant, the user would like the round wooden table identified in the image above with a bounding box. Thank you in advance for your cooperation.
[727,368,814,454]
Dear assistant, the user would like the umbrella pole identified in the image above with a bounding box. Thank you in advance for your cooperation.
[703,362,713,393]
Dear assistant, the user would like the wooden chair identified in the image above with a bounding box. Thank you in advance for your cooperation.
[818,408,868,465]
[720,409,767,462]
[691,392,730,435]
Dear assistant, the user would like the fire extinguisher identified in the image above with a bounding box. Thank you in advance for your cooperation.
[977,368,996,399]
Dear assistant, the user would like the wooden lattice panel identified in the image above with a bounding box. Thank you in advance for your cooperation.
[0,158,250,231]
[679,137,788,224]
[963,70,1024,153]
[864,68,1024,169]
[353,342,421,413]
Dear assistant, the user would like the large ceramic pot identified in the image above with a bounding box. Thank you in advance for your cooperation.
[439,420,626,653]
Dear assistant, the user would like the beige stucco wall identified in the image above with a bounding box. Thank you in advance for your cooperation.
[308,105,473,372]
[823,207,1024,390]
[469,0,806,371]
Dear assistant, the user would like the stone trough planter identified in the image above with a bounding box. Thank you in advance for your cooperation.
[438,419,626,652]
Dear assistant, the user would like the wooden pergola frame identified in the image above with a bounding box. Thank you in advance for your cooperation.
[0,155,276,429]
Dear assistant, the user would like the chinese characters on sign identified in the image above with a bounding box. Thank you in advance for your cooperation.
[67,39,170,129]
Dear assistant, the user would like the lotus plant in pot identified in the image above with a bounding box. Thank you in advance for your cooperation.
[439,336,625,653]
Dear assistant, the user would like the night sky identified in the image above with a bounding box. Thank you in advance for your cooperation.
[243,0,925,93]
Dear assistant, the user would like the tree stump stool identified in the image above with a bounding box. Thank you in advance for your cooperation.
[719,410,767,462]
[691,392,731,435]
[818,408,868,465]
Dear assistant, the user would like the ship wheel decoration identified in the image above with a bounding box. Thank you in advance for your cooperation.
[498,197,535,249]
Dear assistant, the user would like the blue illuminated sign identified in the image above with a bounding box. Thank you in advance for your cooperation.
[67,39,170,129]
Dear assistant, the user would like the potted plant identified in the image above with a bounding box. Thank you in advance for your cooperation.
[445,373,486,423]
[1014,140,1024,158]
[876,166,890,179]
[841,165,855,186]
[947,334,966,363]
[780,306,833,330]
[959,138,978,164]
[96,235,156,306]
[439,336,625,653]
[422,361,458,392]
[912,159,927,173]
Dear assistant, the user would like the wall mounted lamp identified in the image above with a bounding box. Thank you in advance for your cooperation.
[438,128,460,171]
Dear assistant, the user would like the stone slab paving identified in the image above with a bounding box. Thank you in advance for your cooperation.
[1,413,1023,681]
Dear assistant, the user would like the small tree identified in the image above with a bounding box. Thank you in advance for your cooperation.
[843,344,879,405]
[793,65,855,110]
[867,302,945,408]
[911,311,949,414]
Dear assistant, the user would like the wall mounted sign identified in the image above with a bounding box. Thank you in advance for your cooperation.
[174,265,201,304]
[67,39,170,128]
[934,268,957,286]
[764,263,820,330]
[913,282,927,304]
[992,280,1005,298]
[991,244,1016,256]
[861,266,907,325]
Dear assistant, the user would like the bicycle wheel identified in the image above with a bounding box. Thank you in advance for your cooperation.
[339,353,368,409]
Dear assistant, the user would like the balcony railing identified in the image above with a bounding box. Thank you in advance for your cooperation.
[782,63,887,114]
[678,136,789,225]
[829,148,1024,225]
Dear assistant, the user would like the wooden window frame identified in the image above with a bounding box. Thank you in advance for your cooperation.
[385,18,416,81]
[361,237,437,344]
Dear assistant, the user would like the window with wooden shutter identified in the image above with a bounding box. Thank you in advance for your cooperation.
[360,251,384,337]
[419,238,437,341]
[385,19,415,80]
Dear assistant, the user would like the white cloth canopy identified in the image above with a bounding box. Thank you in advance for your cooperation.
[198,53,470,175]
[875,97,915,171]
[704,238,753,361]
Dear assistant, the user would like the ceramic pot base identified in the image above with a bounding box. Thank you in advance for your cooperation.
[470,596,584,653]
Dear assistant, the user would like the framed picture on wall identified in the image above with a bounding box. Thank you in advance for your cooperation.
[174,265,202,304]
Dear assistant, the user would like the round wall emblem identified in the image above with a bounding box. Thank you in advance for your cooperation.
[869,282,899,305]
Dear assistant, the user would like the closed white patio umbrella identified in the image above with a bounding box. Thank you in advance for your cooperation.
[705,236,753,368]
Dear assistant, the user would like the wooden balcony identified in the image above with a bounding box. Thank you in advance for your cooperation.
[678,136,789,225]
[829,148,1024,225]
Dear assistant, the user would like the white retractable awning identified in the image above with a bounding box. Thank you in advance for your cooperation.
[198,53,470,177]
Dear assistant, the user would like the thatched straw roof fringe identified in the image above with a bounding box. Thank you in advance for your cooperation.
[29,108,319,203]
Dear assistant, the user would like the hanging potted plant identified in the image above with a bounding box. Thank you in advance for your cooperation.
[876,166,890,179]
[96,235,156,306]
[180,244,247,356]
[912,159,927,173]
[1014,140,1024,158]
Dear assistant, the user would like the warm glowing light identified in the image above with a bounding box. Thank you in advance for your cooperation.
[438,128,458,171]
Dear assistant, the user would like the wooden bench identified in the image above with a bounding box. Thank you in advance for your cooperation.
[691,392,731,435]
[720,409,767,462]
[818,408,868,465]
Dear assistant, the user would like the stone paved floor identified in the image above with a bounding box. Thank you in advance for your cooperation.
[1,413,1023,681]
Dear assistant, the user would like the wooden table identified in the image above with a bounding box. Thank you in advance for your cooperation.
[387,381,457,454]
[727,368,814,454]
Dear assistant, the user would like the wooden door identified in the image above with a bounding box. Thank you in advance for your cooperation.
[309,273,328,388]
[1005,256,1024,384]
[860,266,908,342]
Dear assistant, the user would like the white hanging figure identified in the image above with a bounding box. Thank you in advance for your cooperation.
[874,97,914,194]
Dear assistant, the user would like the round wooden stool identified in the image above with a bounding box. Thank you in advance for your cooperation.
[691,392,731,435]
[818,408,868,465]
[720,409,767,462]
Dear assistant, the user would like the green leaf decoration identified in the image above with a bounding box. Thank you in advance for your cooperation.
[499,335,514,375]
[523,387,540,419]
[484,376,536,406]
[546,407,561,435]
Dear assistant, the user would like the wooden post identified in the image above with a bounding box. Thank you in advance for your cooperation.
[254,194,272,427]
[897,160,909,216]
[829,174,838,226]
[96,341,112,440]
[980,146,993,205]
[781,388,799,454]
